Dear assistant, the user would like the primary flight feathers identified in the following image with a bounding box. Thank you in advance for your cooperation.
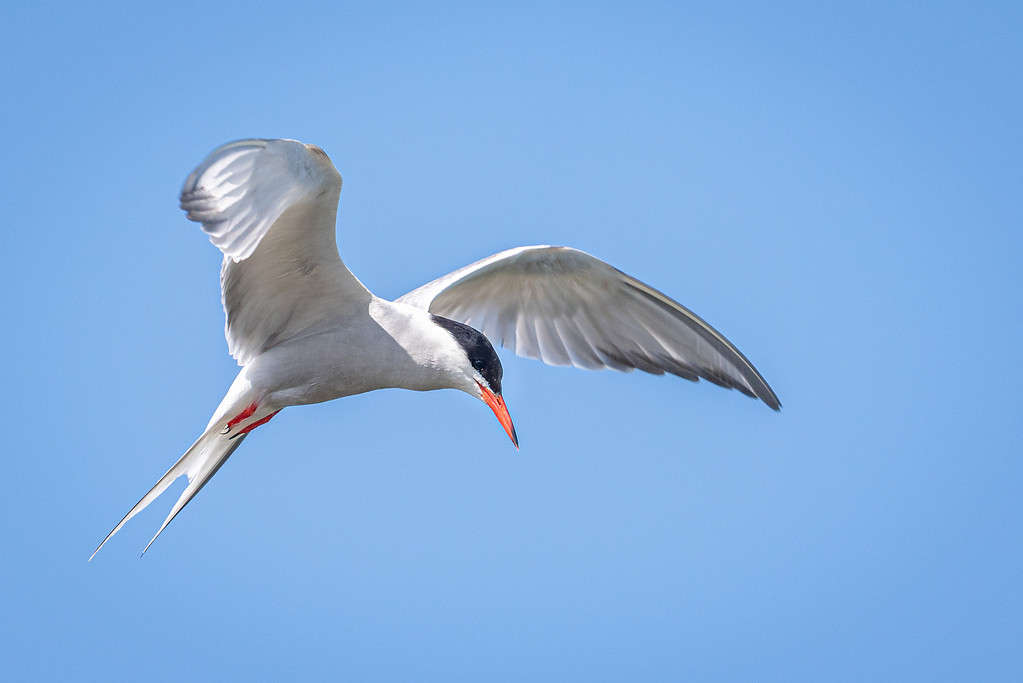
[399,245,779,409]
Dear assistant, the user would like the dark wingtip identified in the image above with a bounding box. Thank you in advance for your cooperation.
[760,390,782,412]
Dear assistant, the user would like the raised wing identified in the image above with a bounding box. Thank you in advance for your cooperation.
[180,139,370,365]
[398,246,780,410]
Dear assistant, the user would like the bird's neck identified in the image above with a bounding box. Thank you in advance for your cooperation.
[367,299,472,393]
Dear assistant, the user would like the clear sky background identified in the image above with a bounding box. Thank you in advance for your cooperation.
[2,2,1020,681]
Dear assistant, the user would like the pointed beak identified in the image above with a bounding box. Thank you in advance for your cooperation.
[477,381,518,449]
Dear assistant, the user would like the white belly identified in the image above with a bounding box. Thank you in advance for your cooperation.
[231,298,462,409]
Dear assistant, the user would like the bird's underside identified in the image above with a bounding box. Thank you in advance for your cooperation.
[91,138,780,559]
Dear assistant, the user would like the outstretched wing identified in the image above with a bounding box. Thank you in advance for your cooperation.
[398,245,780,410]
[180,138,370,365]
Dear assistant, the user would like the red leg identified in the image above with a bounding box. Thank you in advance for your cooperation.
[225,402,258,432]
[229,410,281,439]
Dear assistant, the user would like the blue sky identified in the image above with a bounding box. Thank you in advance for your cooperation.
[2,1,1021,680]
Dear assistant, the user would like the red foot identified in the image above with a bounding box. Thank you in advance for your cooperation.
[229,409,281,439]
[226,402,258,430]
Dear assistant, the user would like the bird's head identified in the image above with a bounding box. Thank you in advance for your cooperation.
[431,315,518,448]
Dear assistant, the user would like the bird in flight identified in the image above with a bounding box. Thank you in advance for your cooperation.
[91,138,780,558]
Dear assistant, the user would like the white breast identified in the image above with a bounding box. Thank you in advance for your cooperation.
[228,298,467,408]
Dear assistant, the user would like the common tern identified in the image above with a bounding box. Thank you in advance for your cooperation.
[91,138,779,558]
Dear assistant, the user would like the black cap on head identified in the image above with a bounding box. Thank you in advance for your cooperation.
[431,315,503,393]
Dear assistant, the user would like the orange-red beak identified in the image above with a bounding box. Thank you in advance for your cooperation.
[477,381,518,448]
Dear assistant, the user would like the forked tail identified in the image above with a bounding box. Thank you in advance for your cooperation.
[90,425,248,560]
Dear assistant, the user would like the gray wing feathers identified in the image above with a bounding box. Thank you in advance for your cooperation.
[180,138,370,365]
[398,245,780,410]
[180,139,325,262]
